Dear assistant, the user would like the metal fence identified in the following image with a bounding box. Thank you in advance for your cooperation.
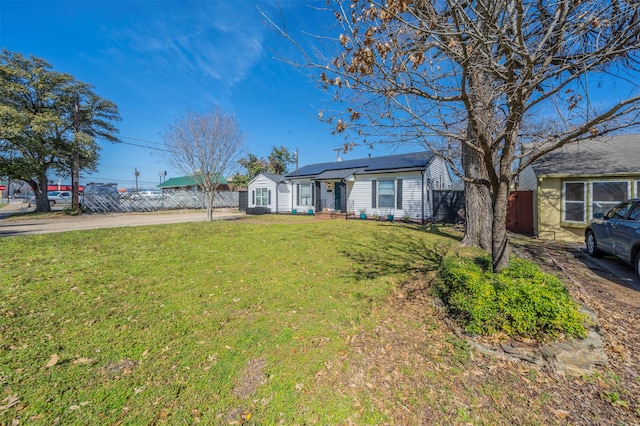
[432,190,465,223]
[80,190,239,213]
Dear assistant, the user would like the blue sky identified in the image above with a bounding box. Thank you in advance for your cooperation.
[1,0,407,190]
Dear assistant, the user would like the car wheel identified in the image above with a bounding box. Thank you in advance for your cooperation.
[49,200,55,207]
[586,231,604,257]
[635,252,640,280]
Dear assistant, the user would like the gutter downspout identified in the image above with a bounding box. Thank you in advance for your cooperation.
[275,181,279,214]
[421,170,425,225]
[341,178,346,213]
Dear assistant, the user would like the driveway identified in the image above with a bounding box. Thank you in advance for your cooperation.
[510,234,640,299]
[579,249,640,291]
[0,201,244,237]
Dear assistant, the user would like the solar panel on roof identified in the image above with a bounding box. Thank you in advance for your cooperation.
[286,151,434,178]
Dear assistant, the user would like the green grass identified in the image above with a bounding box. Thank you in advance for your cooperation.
[0,219,450,425]
[434,255,589,341]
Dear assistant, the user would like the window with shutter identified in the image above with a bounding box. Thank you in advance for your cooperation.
[371,180,377,208]
[378,180,395,208]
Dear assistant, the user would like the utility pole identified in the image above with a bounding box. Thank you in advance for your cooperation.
[72,95,80,211]
[7,149,12,200]
[135,168,140,192]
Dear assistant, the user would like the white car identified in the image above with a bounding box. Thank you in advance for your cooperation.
[47,191,72,206]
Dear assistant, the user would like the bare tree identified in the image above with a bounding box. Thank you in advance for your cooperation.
[164,106,245,221]
[265,0,640,271]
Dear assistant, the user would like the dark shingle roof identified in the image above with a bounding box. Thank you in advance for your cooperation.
[531,134,640,177]
[314,168,364,180]
[262,173,288,183]
[286,151,435,178]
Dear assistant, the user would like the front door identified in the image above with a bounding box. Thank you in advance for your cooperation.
[334,182,345,212]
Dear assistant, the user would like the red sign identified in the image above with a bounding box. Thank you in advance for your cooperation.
[0,185,6,190]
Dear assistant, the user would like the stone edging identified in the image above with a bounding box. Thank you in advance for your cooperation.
[435,298,608,377]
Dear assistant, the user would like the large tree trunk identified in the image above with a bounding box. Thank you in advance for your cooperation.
[460,141,492,251]
[491,179,511,272]
[31,172,51,212]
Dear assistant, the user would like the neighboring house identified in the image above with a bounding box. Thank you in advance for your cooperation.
[518,134,640,242]
[157,175,230,192]
[247,151,452,222]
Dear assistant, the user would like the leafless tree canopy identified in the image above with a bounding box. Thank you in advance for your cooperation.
[164,106,245,221]
[266,0,640,271]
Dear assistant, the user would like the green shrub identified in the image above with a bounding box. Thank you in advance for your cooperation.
[434,256,588,341]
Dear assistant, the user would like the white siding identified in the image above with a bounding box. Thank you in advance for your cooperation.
[276,182,291,212]
[318,182,333,211]
[424,156,451,190]
[290,179,315,212]
[517,165,537,190]
[247,174,292,212]
[350,171,425,219]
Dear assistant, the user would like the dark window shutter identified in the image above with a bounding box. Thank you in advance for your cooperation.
[252,190,255,204]
[371,180,377,208]
[268,190,271,205]
[296,184,300,205]
[397,179,403,209]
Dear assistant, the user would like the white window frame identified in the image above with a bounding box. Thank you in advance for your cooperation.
[562,181,586,223]
[590,180,629,218]
[297,183,313,206]
[255,187,269,207]
[378,179,395,209]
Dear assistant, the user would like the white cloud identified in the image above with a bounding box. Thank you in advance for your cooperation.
[106,1,266,88]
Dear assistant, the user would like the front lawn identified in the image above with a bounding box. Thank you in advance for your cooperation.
[2,218,636,424]
[0,219,450,424]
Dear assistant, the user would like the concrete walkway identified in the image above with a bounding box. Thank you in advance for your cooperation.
[0,200,244,237]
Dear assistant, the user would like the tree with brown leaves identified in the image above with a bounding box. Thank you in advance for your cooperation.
[266,0,640,272]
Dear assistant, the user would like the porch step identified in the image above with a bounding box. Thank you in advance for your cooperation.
[315,211,356,220]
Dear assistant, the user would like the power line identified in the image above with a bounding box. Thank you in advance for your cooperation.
[120,109,171,126]
[120,135,167,147]
[98,136,176,154]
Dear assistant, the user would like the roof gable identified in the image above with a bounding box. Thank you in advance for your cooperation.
[247,173,288,186]
[286,151,435,178]
[531,134,640,177]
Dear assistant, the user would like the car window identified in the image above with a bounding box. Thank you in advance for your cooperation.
[628,204,640,221]
[605,201,633,219]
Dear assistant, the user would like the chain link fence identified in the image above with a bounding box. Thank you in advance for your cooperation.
[80,191,239,213]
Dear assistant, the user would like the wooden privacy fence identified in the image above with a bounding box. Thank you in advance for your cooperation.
[506,190,534,234]
[431,189,534,234]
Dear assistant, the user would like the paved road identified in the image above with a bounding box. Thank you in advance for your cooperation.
[0,200,244,237]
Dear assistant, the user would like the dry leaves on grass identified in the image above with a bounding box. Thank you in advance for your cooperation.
[316,257,640,425]
[0,395,20,412]
[44,354,59,368]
